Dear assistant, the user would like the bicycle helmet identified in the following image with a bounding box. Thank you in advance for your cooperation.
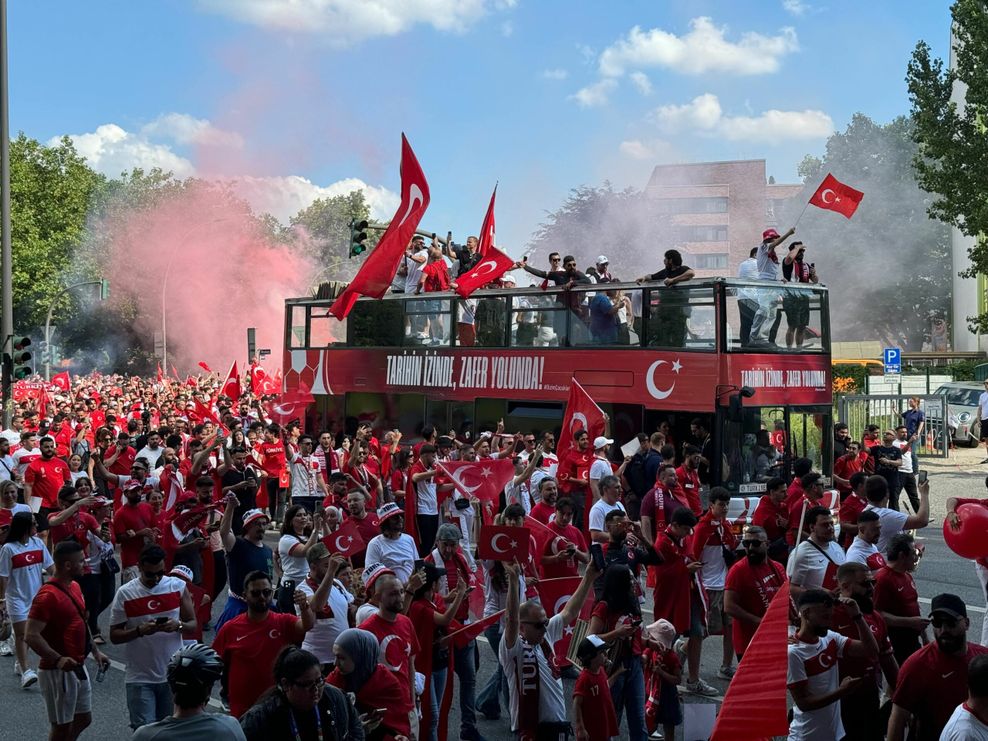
[166,642,224,688]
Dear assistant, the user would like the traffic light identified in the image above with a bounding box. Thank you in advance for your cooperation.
[100,279,110,300]
[38,340,49,367]
[349,219,369,258]
[11,336,32,379]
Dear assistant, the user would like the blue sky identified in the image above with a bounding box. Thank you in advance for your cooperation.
[9,0,952,250]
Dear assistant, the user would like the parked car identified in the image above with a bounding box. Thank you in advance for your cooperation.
[931,382,983,447]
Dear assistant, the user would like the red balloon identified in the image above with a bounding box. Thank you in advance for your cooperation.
[943,503,988,559]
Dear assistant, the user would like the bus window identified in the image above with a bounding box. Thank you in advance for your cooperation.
[510,293,565,348]
[404,296,452,347]
[724,283,829,353]
[571,286,638,347]
[348,300,404,347]
[289,305,306,349]
[644,286,716,350]
[474,297,509,347]
[310,307,344,347]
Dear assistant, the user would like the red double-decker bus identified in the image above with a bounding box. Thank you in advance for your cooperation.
[282,277,832,493]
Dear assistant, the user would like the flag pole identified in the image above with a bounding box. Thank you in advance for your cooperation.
[794,497,809,547]
[792,200,812,229]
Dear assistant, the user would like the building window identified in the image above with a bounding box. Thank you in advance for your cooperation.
[674,225,728,242]
[692,253,729,270]
[655,197,729,215]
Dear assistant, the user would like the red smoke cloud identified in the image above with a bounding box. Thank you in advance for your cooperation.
[102,182,314,374]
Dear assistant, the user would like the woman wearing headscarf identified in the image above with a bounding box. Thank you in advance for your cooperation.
[326,628,411,741]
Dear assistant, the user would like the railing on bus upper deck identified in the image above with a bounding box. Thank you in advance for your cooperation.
[285,278,830,354]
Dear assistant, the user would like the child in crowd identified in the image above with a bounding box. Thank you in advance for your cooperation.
[573,634,621,741]
[643,618,683,741]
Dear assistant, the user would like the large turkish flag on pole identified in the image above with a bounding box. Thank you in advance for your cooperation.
[266,384,314,425]
[557,378,606,453]
[220,361,240,401]
[476,184,496,257]
[330,134,430,320]
[454,245,515,299]
[808,173,863,219]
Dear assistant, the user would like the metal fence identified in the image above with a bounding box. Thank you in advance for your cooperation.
[837,394,949,459]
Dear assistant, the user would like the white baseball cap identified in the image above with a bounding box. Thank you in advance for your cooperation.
[593,436,613,450]
[596,255,609,265]
[376,502,403,524]
[242,508,268,529]
[169,565,194,582]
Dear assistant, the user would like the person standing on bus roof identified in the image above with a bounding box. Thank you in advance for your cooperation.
[747,226,797,348]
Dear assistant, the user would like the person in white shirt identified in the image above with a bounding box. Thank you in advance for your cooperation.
[108,544,196,729]
[287,435,329,513]
[0,437,17,484]
[403,239,429,338]
[787,589,878,741]
[588,436,614,502]
[892,425,920,514]
[135,431,165,470]
[276,505,323,611]
[587,474,626,543]
[0,414,23,449]
[941,653,988,740]
[844,510,887,573]
[364,503,418,584]
[295,544,352,670]
[504,445,544,515]
[12,431,40,483]
[787,506,846,599]
[749,226,797,348]
[736,247,760,346]
[863,474,929,555]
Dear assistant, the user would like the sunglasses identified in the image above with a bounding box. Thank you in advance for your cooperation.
[742,540,765,547]
[931,615,960,629]
[249,588,273,598]
[522,619,550,629]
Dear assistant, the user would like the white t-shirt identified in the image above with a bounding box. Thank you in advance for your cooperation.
[588,499,625,533]
[278,534,310,583]
[482,559,526,624]
[892,439,914,474]
[109,575,186,684]
[863,505,909,555]
[13,447,40,478]
[589,457,612,484]
[980,391,988,420]
[0,429,20,447]
[355,602,377,625]
[504,479,531,514]
[296,578,354,664]
[136,446,164,468]
[786,539,846,591]
[499,612,568,729]
[845,537,883,570]
[0,454,15,482]
[289,453,322,499]
[757,242,781,281]
[404,250,428,294]
[787,631,848,740]
[364,533,418,584]
[0,536,52,618]
[415,475,438,517]
[117,474,162,492]
[941,703,988,740]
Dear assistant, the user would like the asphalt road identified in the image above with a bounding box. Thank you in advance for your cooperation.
[2,446,987,740]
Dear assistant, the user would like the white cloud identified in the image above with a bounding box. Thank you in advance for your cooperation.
[541,68,568,80]
[598,17,798,77]
[652,93,833,142]
[53,117,399,223]
[629,71,652,95]
[500,20,513,37]
[618,139,676,161]
[782,0,809,16]
[569,79,617,108]
[197,0,507,42]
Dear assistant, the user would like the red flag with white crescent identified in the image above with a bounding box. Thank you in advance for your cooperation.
[197,361,212,373]
[477,524,529,562]
[51,371,71,392]
[454,244,515,299]
[536,576,594,669]
[437,458,515,504]
[330,134,430,320]
[476,184,496,257]
[220,361,241,401]
[808,173,863,219]
[192,399,219,425]
[266,384,314,425]
[321,519,366,557]
[557,378,606,453]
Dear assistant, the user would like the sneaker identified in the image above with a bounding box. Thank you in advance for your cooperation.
[718,664,736,680]
[649,731,665,740]
[20,668,38,689]
[685,678,719,697]
[0,641,11,657]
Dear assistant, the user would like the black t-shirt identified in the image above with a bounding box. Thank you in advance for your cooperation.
[222,467,259,534]
[648,264,692,281]
[594,540,662,599]
[870,445,902,487]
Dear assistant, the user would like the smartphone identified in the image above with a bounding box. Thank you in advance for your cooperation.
[918,470,928,485]
[590,543,605,572]
[155,617,169,625]
[413,559,425,573]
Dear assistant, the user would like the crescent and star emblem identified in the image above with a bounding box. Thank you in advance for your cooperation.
[473,260,498,277]
[490,533,516,554]
[449,468,481,496]
[645,358,683,400]
[820,188,839,204]
[269,629,281,639]
[554,595,570,614]
[398,184,424,227]
[817,649,833,668]
[334,535,353,552]
[570,412,588,434]
[23,553,35,563]
[147,599,160,611]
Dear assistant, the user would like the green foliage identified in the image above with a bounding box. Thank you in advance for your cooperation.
[289,190,372,281]
[907,0,988,334]
[782,114,951,349]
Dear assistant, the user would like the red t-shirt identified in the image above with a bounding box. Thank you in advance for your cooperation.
[675,465,702,515]
[784,478,804,510]
[107,445,137,477]
[359,612,421,708]
[787,496,821,546]
[113,502,157,567]
[347,512,380,568]
[873,567,920,618]
[27,582,88,669]
[750,495,788,542]
[48,510,99,572]
[833,455,862,493]
[422,260,451,292]
[327,663,412,731]
[652,530,693,633]
[541,520,586,579]
[831,603,893,684]
[212,610,303,718]
[257,441,286,478]
[838,492,868,547]
[529,501,555,525]
[591,600,643,655]
[724,557,787,653]
[893,641,988,741]
[574,667,619,740]
[557,449,593,495]
[25,457,70,509]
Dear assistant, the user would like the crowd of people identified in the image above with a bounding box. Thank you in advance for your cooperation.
[0,367,984,741]
[390,228,821,351]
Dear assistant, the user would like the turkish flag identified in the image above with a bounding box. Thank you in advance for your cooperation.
[525,515,558,569]
[437,458,515,504]
[557,378,606,453]
[449,610,505,649]
[710,582,791,740]
[197,361,212,373]
[537,576,594,669]
[477,524,529,562]
[454,244,515,299]
[251,365,279,396]
[156,363,163,382]
[808,173,864,219]
[476,184,496,257]
[330,134,430,320]
[321,519,366,557]
[220,361,241,401]
[266,384,314,425]
[193,398,219,425]
[122,590,182,619]
[51,371,70,392]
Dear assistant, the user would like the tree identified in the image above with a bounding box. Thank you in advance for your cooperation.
[288,190,372,282]
[781,114,951,349]
[906,0,988,332]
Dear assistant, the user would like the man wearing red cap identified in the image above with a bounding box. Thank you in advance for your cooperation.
[749,226,797,348]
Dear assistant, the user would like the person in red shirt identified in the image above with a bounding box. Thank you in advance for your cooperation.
[724,525,787,658]
[24,436,70,533]
[101,433,137,506]
[344,489,379,569]
[888,593,988,741]
[750,477,789,558]
[832,561,899,740]
[573,635,620,741]
[25,540,110,741]
[358,572,421,730]
[783,457,814,509]
[47,486,100,554]
[639,465,692,547]
[833,441,864,498]
[540,496,589,579]
[838,472,869,548]
[529,477,558,524]
[557,429,594,531]
[675,446,703,516]
[787,472,825,546]
[874,532,930,667]
[343,444,382,506]
[113,480,159,583]
[255,424,287,524]
[211,570,314,718]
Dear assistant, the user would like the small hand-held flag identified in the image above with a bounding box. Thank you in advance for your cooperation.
[50,371,71,392]
[330,134,431,320]
[557,378,606,453]
[437,459,516,504]
[477,524,530,562]
[321,519,366,557]
[808,173,863,219]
